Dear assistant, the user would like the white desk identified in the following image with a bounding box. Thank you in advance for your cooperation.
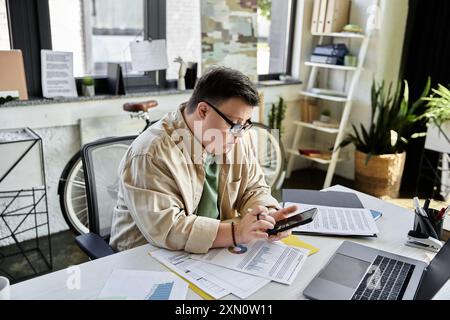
[11,185,450,300]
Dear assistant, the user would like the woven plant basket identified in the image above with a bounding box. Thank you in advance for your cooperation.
[355,150,406,198]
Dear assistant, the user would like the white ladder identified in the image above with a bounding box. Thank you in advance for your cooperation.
[286,31,371,188]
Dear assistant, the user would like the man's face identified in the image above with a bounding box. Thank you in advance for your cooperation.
[196,98,253,155]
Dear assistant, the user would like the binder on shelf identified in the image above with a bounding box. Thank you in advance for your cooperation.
[317,0,328,33]
[311,0,321,34]
[324,0,351,34]
[313,43,349,56]
[310,55,339,65]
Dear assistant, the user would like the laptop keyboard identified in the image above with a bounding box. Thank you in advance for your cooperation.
[351,255,415,300]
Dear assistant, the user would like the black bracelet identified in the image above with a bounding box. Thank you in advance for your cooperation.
[231,222,238,247]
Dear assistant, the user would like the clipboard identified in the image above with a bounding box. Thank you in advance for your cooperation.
[281,189,378,238]
[282,189,364,208]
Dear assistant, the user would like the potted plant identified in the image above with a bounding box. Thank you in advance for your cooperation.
[268,96,287,137]
[81,76,95,97]
[421,84,450,153]
[339,78,430,198]
[0,95,19,105]
[320,109,331,123]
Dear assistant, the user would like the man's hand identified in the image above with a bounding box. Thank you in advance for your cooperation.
[267,205,298,241]
[235,206,275,244]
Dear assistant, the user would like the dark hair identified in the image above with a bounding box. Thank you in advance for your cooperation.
[186,67,259,113]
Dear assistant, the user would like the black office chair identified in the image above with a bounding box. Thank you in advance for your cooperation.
[75,135,137,260]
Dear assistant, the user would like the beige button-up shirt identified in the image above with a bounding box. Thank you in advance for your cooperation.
[109,103,279,253]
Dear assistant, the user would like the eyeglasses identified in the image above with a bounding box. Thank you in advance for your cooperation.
[202,101,253,136]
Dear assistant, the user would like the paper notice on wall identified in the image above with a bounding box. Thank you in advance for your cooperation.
[41,50,77,98]
[130,40,168,72]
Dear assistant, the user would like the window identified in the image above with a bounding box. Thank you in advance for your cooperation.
[257,0,296,76]
[49,0,145,77]
[165,0,201,80]
[0,0,10,50]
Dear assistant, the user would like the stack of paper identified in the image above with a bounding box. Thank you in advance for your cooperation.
[190,240,309,285]
[287,202,379,236]
[151,250,230,299]
[152,239,311,299]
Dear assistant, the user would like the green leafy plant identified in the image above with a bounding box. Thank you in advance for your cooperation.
[321,109,331,117]
[82,76,94,86]
[421,84,450,127]
[257,0,272,20]
[268,96,287,136]
[0,95,18,105]
[339,77,431,163]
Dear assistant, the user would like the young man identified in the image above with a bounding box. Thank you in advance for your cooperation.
[110,67,296,253]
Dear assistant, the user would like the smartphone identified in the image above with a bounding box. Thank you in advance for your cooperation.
[267,207,318,236]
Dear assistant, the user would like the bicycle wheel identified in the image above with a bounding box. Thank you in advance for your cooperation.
[58,151,89,235]
[248,122,286,190]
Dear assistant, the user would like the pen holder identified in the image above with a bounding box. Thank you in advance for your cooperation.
[413,208,444,240]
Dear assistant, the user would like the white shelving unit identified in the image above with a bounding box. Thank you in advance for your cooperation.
[286,31,372,188]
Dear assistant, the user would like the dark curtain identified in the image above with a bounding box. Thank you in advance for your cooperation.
[399,0,450,196]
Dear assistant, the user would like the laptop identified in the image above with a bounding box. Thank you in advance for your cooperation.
[303,240,450,300]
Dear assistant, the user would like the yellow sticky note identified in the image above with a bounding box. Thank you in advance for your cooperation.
[281,235,320,256]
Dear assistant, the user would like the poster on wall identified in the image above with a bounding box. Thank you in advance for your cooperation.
[201,0,258,82]
[41,50,78,98]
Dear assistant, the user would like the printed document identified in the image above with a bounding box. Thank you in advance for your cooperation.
[287,203,379,236]
[98,269,188,300]
[41,50,77,98]
[186,261,271,299]
[151,249,230,299]
[190,240,309,285]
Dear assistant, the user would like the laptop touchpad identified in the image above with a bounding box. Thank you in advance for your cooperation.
[318,253,371,289]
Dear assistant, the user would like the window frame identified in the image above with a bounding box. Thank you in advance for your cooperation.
[257,0,297,81]
[6,0,167,98]
[6,0,298,98]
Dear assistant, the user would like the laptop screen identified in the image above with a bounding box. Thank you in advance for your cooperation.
[415,239,450,300]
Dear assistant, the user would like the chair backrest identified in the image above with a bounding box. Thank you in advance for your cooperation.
[81,135,137,239]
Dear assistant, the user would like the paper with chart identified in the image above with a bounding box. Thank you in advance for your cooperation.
[186,261,271,299]
[151,249,230,299]
[98,269,188,300]
[287,203,379,236]
[190,240,309,285]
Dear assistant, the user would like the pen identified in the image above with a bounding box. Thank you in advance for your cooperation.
[435,208,445,221]
[423,198,435,221]
[413,197,439,239]
[423,199,430,211]
[413,197,427,218]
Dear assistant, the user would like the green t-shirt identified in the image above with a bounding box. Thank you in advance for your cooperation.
[195,154,220,219]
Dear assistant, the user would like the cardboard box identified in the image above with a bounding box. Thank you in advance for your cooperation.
[0,50,28,100]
